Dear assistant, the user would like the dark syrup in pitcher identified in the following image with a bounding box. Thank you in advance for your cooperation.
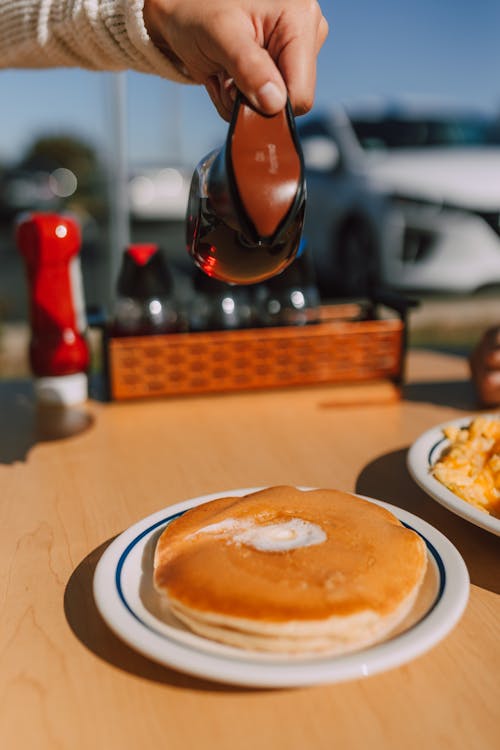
[187,196,305,285]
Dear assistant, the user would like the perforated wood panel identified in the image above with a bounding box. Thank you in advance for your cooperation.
[106,311,404,401]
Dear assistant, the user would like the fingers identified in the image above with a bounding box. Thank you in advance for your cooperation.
[204,76,229,120]
[484,347,500,370]
[204,1,328,117]
[205,74,237,120]
[470,326,500,406]
[483,325,500,350]
[274,9,329,115]
[208,22,288,115]
[476,370,500,407]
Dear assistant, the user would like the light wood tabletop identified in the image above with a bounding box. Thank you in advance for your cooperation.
[1,349,499,750]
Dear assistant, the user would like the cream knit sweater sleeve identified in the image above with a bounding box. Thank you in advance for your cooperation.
[0,0,192,82]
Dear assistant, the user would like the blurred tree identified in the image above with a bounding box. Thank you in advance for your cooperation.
[18,133,108,223]
[20,134,96,173]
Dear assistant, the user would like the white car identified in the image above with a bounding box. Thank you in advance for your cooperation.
[128,165,191,221]
[298,109,389,296]
[300,103,500,295]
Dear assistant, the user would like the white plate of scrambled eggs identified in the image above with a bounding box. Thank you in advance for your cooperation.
[408,414,500,536]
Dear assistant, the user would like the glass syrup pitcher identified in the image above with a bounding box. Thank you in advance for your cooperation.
[186,93,306,285]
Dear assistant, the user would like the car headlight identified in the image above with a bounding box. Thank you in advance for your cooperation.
[390,194,444,216]
[473,211,500,238]
[388,195,440,264]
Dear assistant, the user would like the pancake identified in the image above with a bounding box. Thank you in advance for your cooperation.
[153,486,428,654]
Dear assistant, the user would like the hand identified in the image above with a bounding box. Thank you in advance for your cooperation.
[470,326,500,406]
[143,0,328,120]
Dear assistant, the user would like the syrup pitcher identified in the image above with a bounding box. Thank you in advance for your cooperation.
[186,93,306,285]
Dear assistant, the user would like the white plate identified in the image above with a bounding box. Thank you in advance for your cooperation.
[407,416,500,537]
[93,488,469,688]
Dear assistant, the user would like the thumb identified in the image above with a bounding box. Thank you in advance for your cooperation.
[211,28,287,114]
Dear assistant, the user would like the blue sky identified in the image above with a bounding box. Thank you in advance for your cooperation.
[0,0,498,169]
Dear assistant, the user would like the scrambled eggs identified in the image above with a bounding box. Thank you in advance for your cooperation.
[432,416,500,519]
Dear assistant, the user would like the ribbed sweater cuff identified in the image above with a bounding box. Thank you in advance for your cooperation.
[0,0,193,82]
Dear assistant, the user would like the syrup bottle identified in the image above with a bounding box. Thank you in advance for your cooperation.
[189,269,254,331]
[111,244,184,336]
[253,242,321,326]
[16,212,90,405]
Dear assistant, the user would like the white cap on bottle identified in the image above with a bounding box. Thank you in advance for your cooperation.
[34,372,88,406]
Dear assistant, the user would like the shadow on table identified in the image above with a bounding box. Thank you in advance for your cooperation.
[402,378,478,411]
[64,540,261,693]
[0,380,94,463]
[356,448,500,595]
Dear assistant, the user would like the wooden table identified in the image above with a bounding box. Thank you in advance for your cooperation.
[1,350,499,749]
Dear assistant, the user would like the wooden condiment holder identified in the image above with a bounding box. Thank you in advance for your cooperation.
[104,297,410,401]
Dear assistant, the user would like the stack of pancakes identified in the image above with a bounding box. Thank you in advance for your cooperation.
[153,486,428,655]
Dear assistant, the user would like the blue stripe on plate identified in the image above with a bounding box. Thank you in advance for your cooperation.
[428,436,448,467]
[114,511,184,624]
[402,521,446,608]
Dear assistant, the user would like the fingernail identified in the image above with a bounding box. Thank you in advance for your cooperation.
[256,81,286,112]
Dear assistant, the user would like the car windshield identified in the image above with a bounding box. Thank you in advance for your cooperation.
[350,115,500,150]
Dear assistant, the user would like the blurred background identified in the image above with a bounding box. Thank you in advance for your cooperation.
[1,0,500,375]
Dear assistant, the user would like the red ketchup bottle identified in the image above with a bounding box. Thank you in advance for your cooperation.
[16,213,90,405]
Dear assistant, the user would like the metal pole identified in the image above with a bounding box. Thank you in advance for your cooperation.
[170,83,183,164]
[108,72,130,306]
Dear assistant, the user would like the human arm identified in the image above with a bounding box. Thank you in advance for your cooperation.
[0,1,191,83]
[0,0,328,120]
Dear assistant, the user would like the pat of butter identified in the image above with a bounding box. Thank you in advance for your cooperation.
[190,517,326,552]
